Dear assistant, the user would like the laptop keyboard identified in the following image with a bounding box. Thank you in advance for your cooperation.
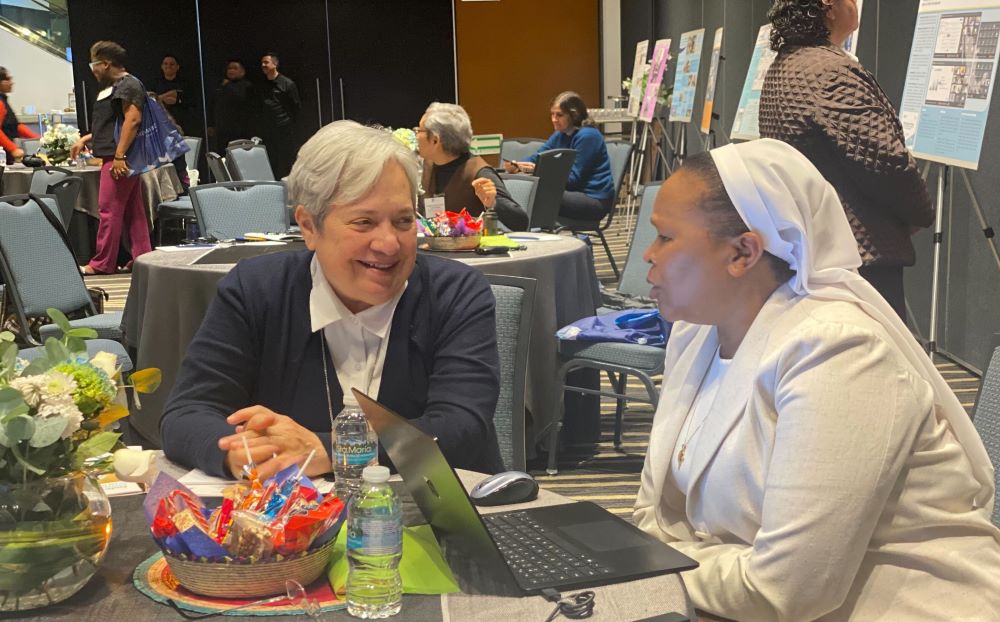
[483,511,613,588]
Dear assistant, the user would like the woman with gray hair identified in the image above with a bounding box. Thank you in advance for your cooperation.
[417,102,528,231]
[162,119,506,480]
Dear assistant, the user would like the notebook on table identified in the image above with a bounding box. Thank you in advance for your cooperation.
[351,389,698,595]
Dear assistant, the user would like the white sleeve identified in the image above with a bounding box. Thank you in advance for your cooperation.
[676,322,931,621]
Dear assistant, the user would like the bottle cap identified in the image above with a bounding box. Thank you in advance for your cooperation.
[362,465,390,483]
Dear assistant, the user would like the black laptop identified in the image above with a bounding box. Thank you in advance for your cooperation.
[352,389,698,595]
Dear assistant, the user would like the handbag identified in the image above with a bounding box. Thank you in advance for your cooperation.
[115,92,190,177]
[556,308,671,346]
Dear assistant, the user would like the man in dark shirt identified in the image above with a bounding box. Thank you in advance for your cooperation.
[210,59,256,152]
[259,52,300,178]
[152,54,198,137]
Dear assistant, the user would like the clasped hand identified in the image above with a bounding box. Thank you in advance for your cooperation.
[471,177,497,209]
[218,406,330,481]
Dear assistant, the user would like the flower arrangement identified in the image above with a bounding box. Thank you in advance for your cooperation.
[390,127,417,152]
[39,121,81,166]
[622,63,674,107]
[0,309,160,483]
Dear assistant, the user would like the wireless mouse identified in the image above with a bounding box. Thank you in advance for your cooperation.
[469,471,539,506]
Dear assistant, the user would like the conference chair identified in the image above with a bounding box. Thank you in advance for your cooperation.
[0,194,124,346]
[529,148,576,231]
[20,138,41,155]
[486,274,536,471]
[548,182,664,475]
[972,334,1000,527]
[29,166,82,234]
[498,173,539,226]
[226,140,275,181]
[556,139,633,279]
[189,181,289,241]
[499,137,545,166]
[19,339,133,374]
[28,166,72,194]
[182,136,203,172]
[207,152,232,183]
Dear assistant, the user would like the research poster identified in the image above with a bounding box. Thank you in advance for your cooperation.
[627,40,650,118]
[669,28,706,123]
[700,28,725,135]
[899,0,1000,169]
[639,38,673,122]
[731,25,776,141]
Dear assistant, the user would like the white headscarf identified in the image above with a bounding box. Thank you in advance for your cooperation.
[710,138,995,510]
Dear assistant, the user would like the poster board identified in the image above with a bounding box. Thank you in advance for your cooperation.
[669,29,706,123]
[626,41,650,118]
[899,0,1000,170]
[700,28,724,135]
[639,39,672,122]
[731,25,777,141]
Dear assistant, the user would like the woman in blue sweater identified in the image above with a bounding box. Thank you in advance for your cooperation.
[505,91,615,220]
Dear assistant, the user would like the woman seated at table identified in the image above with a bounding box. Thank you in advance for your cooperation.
[417,102,528,231]
[161,120,506,481]
[634,139,1000,621]
[504,91,614,222]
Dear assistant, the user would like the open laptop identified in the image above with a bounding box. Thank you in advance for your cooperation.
[352,389,698,595]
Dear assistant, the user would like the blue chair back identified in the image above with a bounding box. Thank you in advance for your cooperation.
[617,182,662,298]
[530,148,576,230]
[0,194,92,318]
[498,173,538,226]
[183,136,203,171]
[29,166,72,194]
[605,139,633,200]
[207,152,231,183]
[20,138,41,155]
[226,141,275,181]
[973,337,1000,527]
[500,137,545,165]
[486,274,536,471]
[189,181,289,240]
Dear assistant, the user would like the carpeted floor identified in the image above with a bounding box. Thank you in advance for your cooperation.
[91,206,981,521]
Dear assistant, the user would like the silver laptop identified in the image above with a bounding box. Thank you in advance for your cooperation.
[352,389,698,595]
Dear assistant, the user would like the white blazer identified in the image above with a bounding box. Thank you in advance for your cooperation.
[635,286,1000,621]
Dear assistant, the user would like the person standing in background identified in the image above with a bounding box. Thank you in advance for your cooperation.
[70,41,152,275]
[0,67,39,163]
[210,59,256,152]
[259,52,300,178]
[759,0,933,319]
[152,54,198,137]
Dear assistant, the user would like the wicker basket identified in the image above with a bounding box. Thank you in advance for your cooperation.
[163,538,337,598]
[427,234,481,251]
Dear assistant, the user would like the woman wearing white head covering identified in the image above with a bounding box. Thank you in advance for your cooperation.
[634,139,1000,621]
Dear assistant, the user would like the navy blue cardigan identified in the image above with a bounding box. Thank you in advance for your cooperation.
[160,250,505,477]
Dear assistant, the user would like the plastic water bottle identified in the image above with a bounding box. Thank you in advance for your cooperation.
[346,465,402,619]
[0,146,6,165]
[333,408,378,500]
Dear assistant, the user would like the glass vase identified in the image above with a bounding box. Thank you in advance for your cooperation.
[0,473,112,612]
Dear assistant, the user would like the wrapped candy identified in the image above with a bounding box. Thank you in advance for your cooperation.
[426,209,483,238]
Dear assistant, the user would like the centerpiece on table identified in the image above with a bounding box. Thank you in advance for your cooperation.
[418,209,483,251]
[0,310,160,612]
[38,121,82,166]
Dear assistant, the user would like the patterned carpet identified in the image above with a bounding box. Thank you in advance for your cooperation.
[91,207,981,521]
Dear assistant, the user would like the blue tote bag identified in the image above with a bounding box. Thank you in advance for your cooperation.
[115,93,190,176]
[556,309,671,346]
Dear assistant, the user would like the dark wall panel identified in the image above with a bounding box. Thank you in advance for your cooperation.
[621,0,655,83]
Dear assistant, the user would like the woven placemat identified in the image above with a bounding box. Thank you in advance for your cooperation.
[133,552,346,616]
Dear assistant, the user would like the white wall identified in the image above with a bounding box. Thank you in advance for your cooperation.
[601,0,621,105]
[0,28,73,120]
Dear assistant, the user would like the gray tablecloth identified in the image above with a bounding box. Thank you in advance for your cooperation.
[121,238,601,449]
[2,164,182,223]
[10,469,691,621]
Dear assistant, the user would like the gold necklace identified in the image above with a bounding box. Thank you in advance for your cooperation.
[677,346,722,467]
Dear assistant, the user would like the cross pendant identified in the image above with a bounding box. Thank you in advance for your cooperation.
[677,444,687,466]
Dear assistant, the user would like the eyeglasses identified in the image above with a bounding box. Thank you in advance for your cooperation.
[413,127,427,135]
[167,579,323,620]
[88,60,107,70]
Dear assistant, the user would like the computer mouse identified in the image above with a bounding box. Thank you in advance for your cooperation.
[469,471,539,506]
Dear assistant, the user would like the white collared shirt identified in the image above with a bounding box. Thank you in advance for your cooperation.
[309,256,406,406]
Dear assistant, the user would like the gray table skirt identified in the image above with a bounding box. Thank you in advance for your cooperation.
[121,238,601,449]
[2,164,182,224]
[11,468,691,621]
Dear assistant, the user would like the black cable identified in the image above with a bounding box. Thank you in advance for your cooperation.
[541,588,596,622]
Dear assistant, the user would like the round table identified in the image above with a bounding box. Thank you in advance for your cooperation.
[2,163,183,223]
[9,466,692,621]
[121,238,602,450]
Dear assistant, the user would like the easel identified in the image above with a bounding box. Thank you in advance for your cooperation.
[920,160,1000,355]
[623,115,677,239]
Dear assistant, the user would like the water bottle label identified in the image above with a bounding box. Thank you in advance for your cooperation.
[335,443,377,466]
[347,515,401,555]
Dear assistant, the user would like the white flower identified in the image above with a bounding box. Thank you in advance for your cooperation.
[9,375,46,408]
[89,352,119,379]
[36,394,84,438]
[41,371,77,399]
